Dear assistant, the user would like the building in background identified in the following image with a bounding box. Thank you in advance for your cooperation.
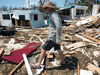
[57,5,88,20]
[92,4,100,16]
[0,10,45,28]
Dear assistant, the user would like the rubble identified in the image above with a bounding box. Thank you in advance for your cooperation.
[0,13,100,75]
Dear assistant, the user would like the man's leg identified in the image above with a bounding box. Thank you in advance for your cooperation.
[31,39,56,68]
[31,48,46,68]
[57,49,65,64]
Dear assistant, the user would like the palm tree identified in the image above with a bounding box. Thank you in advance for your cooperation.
[2,5,8,11]
[38,0,49,6]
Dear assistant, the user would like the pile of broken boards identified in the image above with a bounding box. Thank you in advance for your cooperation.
[61,13,100,75]
[1,13,100,75]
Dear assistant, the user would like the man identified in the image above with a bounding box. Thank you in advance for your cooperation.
[31,1,65,68]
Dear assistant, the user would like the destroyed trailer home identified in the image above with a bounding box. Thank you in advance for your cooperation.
[1,5,100,75]
[0,10,45,28]
[57,5,88,20]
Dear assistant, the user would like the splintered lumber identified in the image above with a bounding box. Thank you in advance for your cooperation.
[0,48,4,56]
[65,42,85,50]
[65,55,71,57]
[84,34,100,43]
[46,51,53,59]
[86,63,100,74]
[3,48,14,56]
[29,36,33,41]
[43,70,47,75]
[29,36,34,43]
[62,34,72,38]
[96,18,100,24]
[32,34,45,44]
[94,34,100,39]
[29,34,44,44]
[76,18,92,26]
[75,34,100,44]
[64,51,77,55]
[9,60,24,75]
[77,63,80,75]
[36,30,48,35]
[47,54,53,59]
[92,5,99,16]
[90,16,98,22]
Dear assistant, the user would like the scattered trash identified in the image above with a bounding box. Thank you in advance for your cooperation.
[80,69,93,75]
[28,57,36,64]
[93,60,99,67]
[93,51,100,57]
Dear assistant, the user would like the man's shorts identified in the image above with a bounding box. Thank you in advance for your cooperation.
[42,39,61,51]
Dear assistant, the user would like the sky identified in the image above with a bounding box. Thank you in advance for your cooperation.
[0,0,67,8]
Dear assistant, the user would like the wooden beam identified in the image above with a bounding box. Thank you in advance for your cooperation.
[64,51,77,55]
[86,63,100,74]
[96,5,99,14]
[77,63,80,75]
[47,54,53,59]
[65,42,85,50]
[84,34,100,43]
[15,19,18,26]
[0,48,4,56]
[9,60,24,75]
[3,48,14,56]
[75,34,100,44]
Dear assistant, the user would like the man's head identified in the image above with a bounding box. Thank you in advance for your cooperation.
[39,1,59,13]
[45,7,54,13]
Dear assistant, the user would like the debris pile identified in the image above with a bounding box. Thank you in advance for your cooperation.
[0,13,100,75]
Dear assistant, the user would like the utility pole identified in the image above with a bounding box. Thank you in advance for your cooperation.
[97,0,98,4]
[28,0,30,9]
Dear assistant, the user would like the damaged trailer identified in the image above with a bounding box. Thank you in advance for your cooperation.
[0,10,45,28]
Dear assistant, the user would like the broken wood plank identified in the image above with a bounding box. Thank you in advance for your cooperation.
[32,34,45,44]
[43,70,47,75]
[3,48,14,56]
[96,18,100,24]
[65,55,71,57]
[75,34,100,44]
[65,42,85,50]
[77,63,80,75]
[47,54,53,59]
[15,19,18,26]
[84,34,100,43]
[0,48,4,56]
[94,34,100,39]
[62,38,81,41]
[92,5,99,16]
[76,18,93,26]
[86,63,100,74]
[9,60,24,75]
[64,51,77,55]
[29,36,33,42]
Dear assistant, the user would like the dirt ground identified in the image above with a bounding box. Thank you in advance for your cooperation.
[0,23,100,75]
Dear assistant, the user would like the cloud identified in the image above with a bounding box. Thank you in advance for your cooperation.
[24,0,39,8]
